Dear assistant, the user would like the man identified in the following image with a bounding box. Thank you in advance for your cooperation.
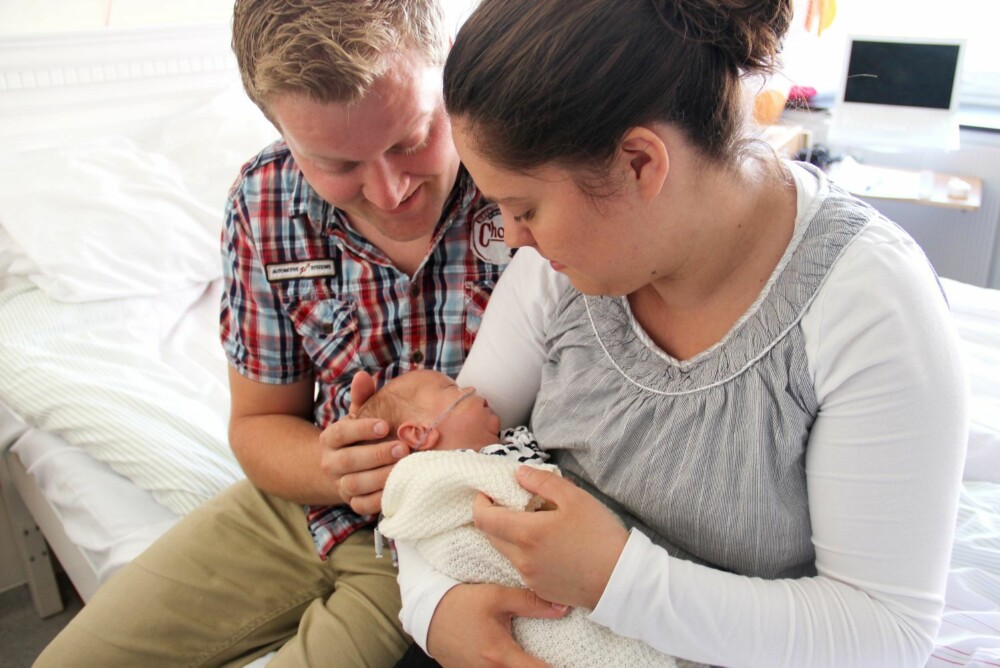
[35,1,516,665]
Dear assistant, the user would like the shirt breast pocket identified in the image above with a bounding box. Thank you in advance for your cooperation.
[287,296,360,381]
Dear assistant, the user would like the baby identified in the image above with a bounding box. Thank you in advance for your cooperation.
[356,368,548,463]
[361,369,677,668]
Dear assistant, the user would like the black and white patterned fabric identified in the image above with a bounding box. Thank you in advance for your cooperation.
[475,426,548,463]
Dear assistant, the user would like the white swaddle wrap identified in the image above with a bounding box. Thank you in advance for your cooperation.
[379,449,676,668]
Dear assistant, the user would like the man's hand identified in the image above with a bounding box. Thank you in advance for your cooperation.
[427,583,566,668]
[319,370,409,514]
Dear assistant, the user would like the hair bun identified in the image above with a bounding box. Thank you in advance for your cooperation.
[651,0,792,73]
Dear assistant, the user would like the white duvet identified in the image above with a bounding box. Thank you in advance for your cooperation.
[0,275,242,515]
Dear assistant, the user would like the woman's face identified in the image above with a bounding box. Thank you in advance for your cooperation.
[453,119,651,297]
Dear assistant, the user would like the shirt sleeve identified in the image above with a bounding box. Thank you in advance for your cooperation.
[395,539,460,654]
[219,179,311,384]
[589,222,969,667]
[457,247,570,428]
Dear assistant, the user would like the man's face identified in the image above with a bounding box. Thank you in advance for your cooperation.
[270,51,461,245]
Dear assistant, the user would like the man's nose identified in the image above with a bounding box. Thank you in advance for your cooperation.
[362,158,408,210]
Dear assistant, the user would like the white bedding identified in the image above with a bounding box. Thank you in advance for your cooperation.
[0,26,275,518]
[943,277,1000,484]
[929,482,1000,667]
[0,275,241,515]
[11,421,181,583]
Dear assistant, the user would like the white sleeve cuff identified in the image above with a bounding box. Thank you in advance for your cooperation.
[589,528,668,638]
[395,539,461,653]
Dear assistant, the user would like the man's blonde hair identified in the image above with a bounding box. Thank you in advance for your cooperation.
[232,0,448,121]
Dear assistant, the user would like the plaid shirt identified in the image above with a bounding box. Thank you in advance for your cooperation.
[220,140,510,558]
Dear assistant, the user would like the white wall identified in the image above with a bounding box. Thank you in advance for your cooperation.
[0,0,480,35]
[0,1,232,33]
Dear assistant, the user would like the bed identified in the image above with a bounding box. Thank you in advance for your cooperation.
[0,23,997,667]
[0,22,272,611]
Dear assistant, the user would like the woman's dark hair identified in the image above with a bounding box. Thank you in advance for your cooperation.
[444,0,792,173]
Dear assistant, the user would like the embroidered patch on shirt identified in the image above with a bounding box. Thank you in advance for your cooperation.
[265,260,336,282]
[471,205,512,266]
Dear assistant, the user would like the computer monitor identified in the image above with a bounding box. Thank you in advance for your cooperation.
[828,36,965,151]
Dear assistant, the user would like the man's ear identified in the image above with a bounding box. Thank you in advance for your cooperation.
[619,127,669,199]
[397,422,440,450]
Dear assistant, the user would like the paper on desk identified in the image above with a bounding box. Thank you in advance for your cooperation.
[827,157,923,200]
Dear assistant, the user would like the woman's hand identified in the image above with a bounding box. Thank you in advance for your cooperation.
[427,583,566,668]
[319,371,409,514]
[473,466,630,610]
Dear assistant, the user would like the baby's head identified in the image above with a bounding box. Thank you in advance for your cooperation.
[356,369,501,452]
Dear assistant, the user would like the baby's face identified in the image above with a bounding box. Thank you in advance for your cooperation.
[407,370,501,451]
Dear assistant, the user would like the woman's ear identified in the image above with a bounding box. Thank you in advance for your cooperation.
[619,127,669,199]
[397,422,440,450]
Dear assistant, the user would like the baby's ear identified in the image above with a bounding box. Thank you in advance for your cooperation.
[397,422,439,450]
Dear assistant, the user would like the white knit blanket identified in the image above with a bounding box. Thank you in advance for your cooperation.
[379,450,676,668]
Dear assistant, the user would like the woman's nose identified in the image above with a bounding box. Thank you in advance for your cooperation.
[503,219,534,248]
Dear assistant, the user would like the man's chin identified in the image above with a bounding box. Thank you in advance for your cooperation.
[370,213,440,242]
[339,205,435,244]
[373,200,450,242]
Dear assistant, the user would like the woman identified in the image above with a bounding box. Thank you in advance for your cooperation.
[392,0,969,666]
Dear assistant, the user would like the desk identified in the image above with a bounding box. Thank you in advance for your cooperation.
[825,159,983,213]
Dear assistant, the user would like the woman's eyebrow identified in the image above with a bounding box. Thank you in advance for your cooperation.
[486,194,528,205]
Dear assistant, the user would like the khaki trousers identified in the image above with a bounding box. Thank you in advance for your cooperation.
[34,480,408,667]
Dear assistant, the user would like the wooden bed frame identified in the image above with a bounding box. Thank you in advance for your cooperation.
[0,409,80,617]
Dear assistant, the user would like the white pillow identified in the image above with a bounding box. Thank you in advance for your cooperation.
[0,136,223,302]
[0,83,278,303]
[150,83,279,213]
